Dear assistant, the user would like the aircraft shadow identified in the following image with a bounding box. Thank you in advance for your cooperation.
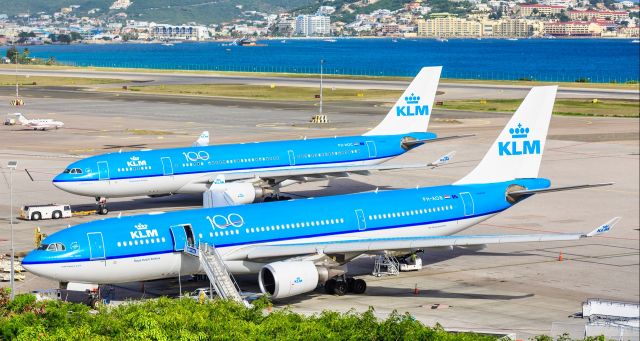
[363,288,535,300]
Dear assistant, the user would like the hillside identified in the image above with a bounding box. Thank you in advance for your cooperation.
[0,0,315,24]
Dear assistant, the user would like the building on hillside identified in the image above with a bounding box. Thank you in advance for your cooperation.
[276,18,296,35]
[518,4,565,16]
[381,23,400,35]
[568,10,629,21]
[418,17,482,37]
[153,24,209,40]
[295,15,330,36]
[540,0,576,7]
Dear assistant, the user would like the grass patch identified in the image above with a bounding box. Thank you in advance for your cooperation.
[2,64,638,90]
[441,98,640,118]
[0,74,125,86]
[120,84,403,101]
[126,129,175,135]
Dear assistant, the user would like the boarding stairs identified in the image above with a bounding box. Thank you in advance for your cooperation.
[198,243,249,307]
[372,253,400,277]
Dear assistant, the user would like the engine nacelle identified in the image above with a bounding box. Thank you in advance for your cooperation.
[204,183,271,207]
[258,261,319,299]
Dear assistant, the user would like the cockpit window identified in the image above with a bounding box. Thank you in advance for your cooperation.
[63,169,71,174]
[44,243,66,252]
[69,168,83,174]
[37,244,49,250]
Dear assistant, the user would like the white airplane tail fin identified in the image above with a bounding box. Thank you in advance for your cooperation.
[454,86,557,185]
[14,113,29,125]
[363,66,441,136]
[193,131,209,147]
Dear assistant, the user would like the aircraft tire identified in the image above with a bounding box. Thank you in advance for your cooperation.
[324,279,336,294]
[333,281,348,296]
[98,207,109,215]
[352,279,367,294]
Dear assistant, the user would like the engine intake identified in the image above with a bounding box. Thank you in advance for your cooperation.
[258,261,319,299]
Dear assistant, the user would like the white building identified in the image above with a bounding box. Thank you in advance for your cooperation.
[153,24,208,41]
[295,15,331,36]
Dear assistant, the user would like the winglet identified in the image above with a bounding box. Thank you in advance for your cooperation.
[193,131,210,147]
[363,66,441,136]
[429,151,455,168]
[586,217,620,237]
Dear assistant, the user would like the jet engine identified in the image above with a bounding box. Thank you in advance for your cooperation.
[204,183,272,207]
[258,261,320,299]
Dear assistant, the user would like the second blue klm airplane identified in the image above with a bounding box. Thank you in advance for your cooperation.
[23,86,618,300]
[52,67,461,215]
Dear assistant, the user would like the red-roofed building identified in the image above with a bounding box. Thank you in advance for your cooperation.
[519,4,565,16]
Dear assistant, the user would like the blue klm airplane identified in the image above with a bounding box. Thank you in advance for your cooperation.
[23,86,618,300]
[51,67,463,215]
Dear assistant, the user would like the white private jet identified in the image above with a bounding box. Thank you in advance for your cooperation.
[13,113,64,130]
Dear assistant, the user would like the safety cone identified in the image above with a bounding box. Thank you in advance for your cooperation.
[558,251,563,261]
[413,284,419,295]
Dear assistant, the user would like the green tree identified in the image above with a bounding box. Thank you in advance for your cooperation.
[58,34,72,44]
[5,46,18,63]
[70,31,83,41]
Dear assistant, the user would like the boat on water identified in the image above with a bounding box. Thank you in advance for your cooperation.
[436,37,448,42]
[161,42,174,46]
[632,40,639,43]
[392,38,398,43]
[507,38,519,41]
[323,38,337,42]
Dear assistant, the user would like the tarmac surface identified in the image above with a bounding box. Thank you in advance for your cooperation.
[0,75,638,339]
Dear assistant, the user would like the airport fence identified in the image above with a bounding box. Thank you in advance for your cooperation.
[59,61,640,84]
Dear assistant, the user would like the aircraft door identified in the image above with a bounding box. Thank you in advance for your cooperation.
[460,192,475,216]
[97,161,109,180]
[287,150,296,166]
[161,157,174,176]
[87,232,106,260]
[170,225,187,252]
[366,141,377,158]
[354,209,367,231]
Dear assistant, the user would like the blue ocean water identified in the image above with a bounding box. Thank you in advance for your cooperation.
[2,38,639,83]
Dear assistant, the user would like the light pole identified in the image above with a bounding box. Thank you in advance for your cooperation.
[7,160,17,300]
[319,59,324,115]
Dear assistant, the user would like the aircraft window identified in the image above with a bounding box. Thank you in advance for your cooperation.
[134,240,139,245]
[250,228,255,233]
[63,169,71,174]
[37,243,49,250]
[340,218,344,223]
[285,224,290,229]
[151,239,155,243]
[117,242,122,247]
[72,168,83,174]
[210,232,214,237]
[245,228,249,234]
[161,237,166,242]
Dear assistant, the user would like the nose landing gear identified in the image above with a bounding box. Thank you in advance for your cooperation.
[96,197,109,215]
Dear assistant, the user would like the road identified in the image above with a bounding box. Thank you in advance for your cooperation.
[1,67,638,100]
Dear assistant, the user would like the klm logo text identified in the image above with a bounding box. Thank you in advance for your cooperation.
[131,229,159,239]
[396,93,429,117]
[498,123,541,156]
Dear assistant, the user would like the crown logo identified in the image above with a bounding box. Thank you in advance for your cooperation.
[405,93,420,104]
[509,123,530,139]
[130,156,140,161]
[134,223,148,230]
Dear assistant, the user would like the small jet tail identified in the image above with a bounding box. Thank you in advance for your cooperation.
[363,66,442,136]
[15,113,29,125]
[193,131,209,147]
[454,86,558,185]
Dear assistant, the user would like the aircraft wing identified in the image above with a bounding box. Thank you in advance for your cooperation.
[200,151,456,184]
[224,218,619,261]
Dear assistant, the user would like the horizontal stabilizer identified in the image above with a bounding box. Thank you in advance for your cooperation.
[586,217,620,237]
[508,182,613,201]
[402,134,474,148]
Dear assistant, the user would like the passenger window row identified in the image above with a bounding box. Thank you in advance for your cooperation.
[117,166,152,172]
[368,205,454,221]
[117,237,166,247]
[297,150,353,159]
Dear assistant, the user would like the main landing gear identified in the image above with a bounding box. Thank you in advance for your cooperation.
[324,276,367,296]
[262,194,292,202]
[96,197,109,215]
